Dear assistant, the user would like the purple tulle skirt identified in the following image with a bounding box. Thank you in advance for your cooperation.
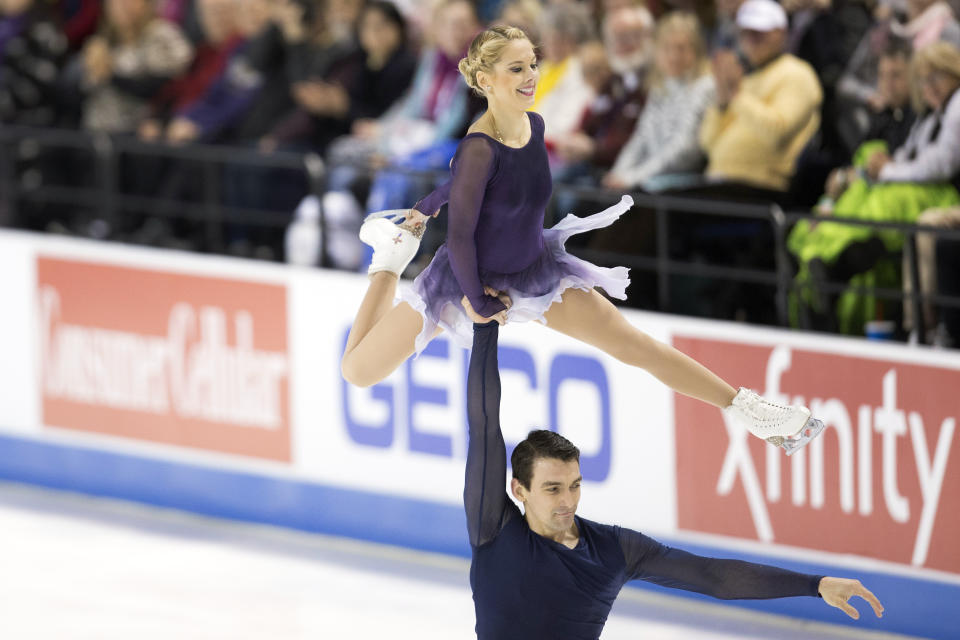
[400,195,634,354]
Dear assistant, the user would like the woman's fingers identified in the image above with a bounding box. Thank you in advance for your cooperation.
[482,286,512,310]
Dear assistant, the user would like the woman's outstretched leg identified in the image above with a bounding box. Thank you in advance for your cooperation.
[542,287,736,408]
[541,287,824,453]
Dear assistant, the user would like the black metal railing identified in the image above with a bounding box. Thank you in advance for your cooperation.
[2,125,960,343]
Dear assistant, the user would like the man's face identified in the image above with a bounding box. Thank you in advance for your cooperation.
[605,10,653,74]
[512,457,582,535]
[877,54,911,108]
[738,27,784,67]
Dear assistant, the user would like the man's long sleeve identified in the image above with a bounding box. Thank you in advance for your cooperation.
[465,323,517,547]
[618,527,823,600]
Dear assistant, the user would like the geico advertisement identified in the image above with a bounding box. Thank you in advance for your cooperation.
[36,256,292,462]
[290,272,676,530]
[674,335,960,575]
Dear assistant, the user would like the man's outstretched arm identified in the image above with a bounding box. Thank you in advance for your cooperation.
[464,322,518,548]
[619,529,883,619]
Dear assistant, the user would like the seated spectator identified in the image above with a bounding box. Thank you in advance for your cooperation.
[118,0,248,245]
[788,41,960,335]
[904,205,960,344]
[552,5,653,181]
[0,0,69,126]
[149,0,273,145]
[324,0,482,215]
[695,0,823,200]
[264,0,417,155]
[138,0,246,143]
[532,2,597,147]
[817,39,917,217]
[72,0,193,134]
[836,0,960,151]
[603,10,714,191]
[864,38,919,150]
[167,0,355,146]
[783,0,875,190]
[650,0,822,323]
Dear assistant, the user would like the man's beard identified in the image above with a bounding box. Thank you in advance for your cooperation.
[608,47,651,75]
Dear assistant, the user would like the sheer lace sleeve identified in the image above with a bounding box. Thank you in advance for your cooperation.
[446,137,506,319]
[413,179,451,217]
[617,527,823,600]
[465,322,519,548]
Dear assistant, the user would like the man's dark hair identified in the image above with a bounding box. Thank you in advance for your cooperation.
[511,430,580,489]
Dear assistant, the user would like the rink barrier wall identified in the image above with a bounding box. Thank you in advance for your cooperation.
[1,229,959,639]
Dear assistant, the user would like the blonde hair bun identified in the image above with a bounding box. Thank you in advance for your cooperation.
[459,25,531,96]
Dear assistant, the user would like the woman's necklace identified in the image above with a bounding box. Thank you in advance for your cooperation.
[489,112,506,145]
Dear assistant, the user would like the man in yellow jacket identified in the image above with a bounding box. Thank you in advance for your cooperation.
[700,0,823,194]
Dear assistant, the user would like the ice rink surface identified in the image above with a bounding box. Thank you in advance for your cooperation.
[0,482,921,640]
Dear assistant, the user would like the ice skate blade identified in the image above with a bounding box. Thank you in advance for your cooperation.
[363,208,410,223]
[768,418,826,456]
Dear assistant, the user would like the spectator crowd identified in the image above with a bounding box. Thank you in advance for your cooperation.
[2,0,959,345]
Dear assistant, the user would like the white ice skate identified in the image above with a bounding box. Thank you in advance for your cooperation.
[359,209,423,276]
[723,387,825,456]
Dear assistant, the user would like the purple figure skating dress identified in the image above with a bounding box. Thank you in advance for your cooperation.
[403,111,633,354]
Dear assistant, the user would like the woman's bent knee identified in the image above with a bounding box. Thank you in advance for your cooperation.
[341,353,378,388]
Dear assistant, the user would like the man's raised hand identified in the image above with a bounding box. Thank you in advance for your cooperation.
[818,577,884,620]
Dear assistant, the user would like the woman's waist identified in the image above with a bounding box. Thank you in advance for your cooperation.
[475,237,547,276]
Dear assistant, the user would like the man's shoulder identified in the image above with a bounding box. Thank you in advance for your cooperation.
[773,54,820,82]
[577,515,623,540]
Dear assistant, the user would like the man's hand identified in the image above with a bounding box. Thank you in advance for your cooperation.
[138,119,163,142]
[819,577,884,620]
[554,132,595,163]
[165,118,200,145]
[866,151,891,180]
[712,49,744,109]
[602,172,629,190]
[461,287,511,325]
[352,118,381,140]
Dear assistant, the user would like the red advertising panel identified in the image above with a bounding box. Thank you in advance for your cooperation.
[37,257,291,462]
[674,336,960,574]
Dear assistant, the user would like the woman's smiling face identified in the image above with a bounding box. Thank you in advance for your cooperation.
[478,38,540,109]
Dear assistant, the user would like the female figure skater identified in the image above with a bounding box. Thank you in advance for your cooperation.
[341,25,822,454]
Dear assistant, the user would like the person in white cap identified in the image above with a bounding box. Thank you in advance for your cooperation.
[699,0,823,195]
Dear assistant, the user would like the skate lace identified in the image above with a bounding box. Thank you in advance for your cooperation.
[740,393,793,426]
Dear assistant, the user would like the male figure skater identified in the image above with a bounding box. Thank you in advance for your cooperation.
[464,317,884,639]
